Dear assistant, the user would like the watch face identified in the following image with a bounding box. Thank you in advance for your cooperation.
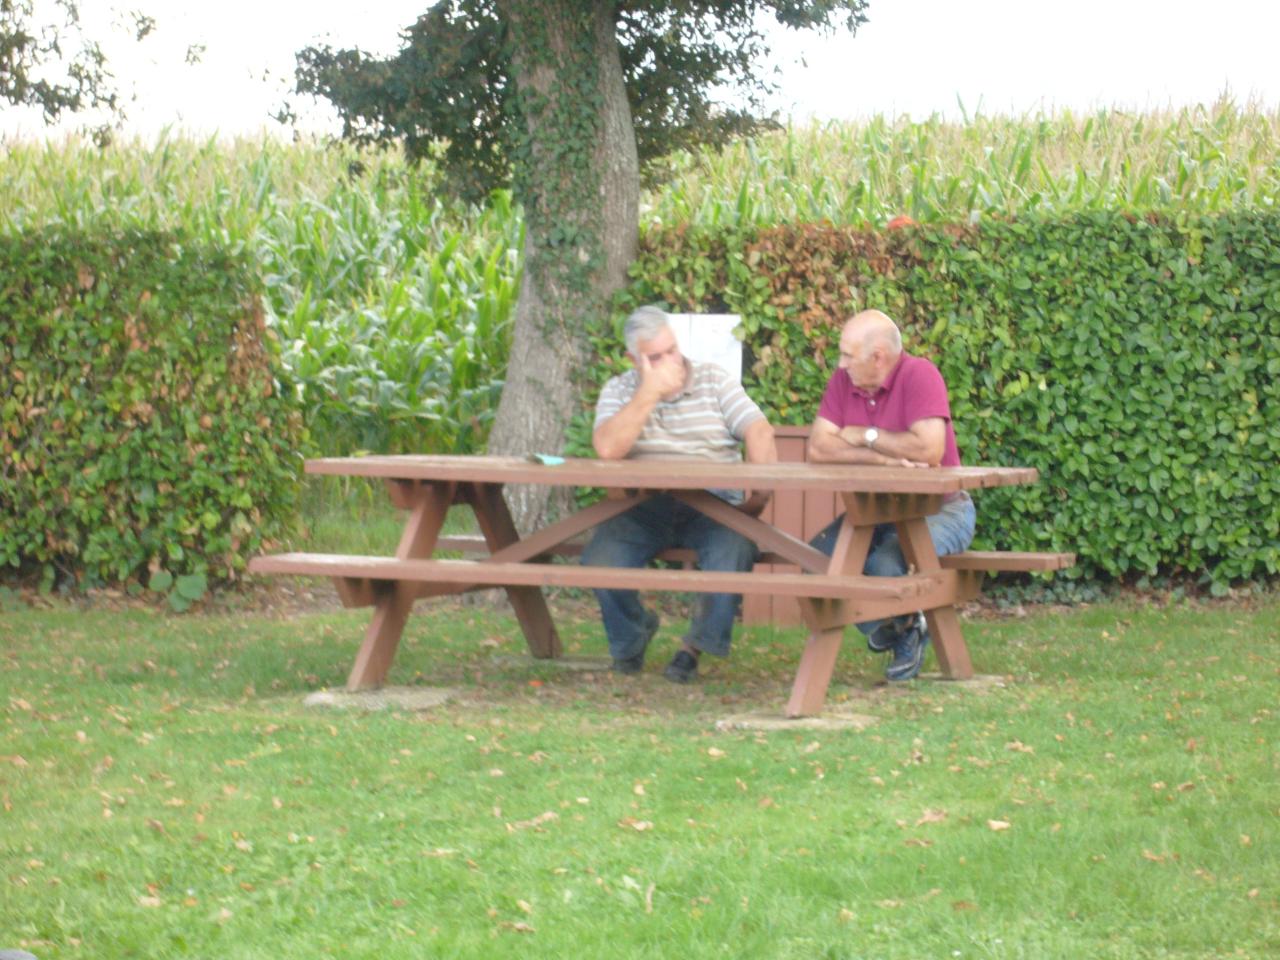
[865,428,878,445]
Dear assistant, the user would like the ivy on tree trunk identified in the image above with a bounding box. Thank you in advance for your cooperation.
[486,0,638,530]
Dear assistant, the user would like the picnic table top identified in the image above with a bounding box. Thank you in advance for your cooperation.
[305,454,1039,496]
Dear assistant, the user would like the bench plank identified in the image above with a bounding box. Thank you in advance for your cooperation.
[434,535,802,567]
[939,551,1075,572]
[249,552,936,601]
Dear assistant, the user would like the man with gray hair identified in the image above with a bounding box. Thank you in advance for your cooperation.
[807,309,976,681]
[582,305,777,683]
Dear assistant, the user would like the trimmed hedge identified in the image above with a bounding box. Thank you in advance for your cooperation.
[1,227,303,600]
[590,211,1280,590]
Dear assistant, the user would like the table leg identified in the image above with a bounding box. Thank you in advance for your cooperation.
[347,584,416,690]
[785,521,873,717]
[346,480,452,690]
[465,483,562,659]
[895,516,974,680]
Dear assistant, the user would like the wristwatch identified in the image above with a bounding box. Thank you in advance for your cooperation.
[864,427,879,448]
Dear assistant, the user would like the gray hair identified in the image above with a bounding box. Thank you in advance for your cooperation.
[623,304,671,355]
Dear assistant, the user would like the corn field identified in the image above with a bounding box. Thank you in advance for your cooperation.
[3,100,1278,454]
[648,99,1280,227]
[0,136,522,455]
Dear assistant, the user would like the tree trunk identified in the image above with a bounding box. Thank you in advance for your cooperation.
[486,1,639,531]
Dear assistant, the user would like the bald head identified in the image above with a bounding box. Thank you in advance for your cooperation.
[837,310,904,391]
[842,310,903,356]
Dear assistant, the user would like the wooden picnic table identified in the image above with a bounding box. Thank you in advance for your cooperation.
[251,455,1071,716]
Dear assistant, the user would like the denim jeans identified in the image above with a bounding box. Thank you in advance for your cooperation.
[810,494,976,637]
[580,494,758,660]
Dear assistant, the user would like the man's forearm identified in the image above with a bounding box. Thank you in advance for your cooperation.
[743,419,777,464]
[808,428,889,464]
[592,395,659,459]
[840,425,941,465]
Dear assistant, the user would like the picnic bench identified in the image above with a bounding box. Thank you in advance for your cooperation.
[250,455,1073,716]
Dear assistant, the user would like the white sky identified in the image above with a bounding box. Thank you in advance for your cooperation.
[2,0,1277,141]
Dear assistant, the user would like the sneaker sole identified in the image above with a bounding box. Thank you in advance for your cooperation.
[885,631,930,682]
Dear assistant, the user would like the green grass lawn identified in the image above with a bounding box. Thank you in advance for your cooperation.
[1,591,1276,959]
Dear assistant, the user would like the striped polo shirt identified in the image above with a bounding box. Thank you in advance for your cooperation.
[594,360,766,466]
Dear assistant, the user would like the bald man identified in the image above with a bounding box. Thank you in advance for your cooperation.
[806,310,976,681]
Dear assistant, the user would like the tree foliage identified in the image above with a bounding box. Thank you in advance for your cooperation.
[295,0,869,201]
[0,1,153,122]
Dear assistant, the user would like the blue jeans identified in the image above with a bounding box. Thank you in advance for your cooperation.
[580,495,758,660]
[810,494,976,637]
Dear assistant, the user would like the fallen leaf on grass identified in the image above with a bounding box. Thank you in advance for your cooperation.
[2,755,28,768]
[916,808,947,825]
[618,817,653,832]
[517,899,533,914]
[1142,849,1167,863]
[1005,740,1035,754]
[138,896,162,908]
[837,908,855,923]
[508,811,558,832]
[876,899,903,909]
[499,921,535,933]
[987,819,1011,831]
[904,838,933,847]
[706,748,725,759]
[952,900,978,911]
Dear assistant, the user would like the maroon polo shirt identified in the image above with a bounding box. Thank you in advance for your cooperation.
[816,353,963,466]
